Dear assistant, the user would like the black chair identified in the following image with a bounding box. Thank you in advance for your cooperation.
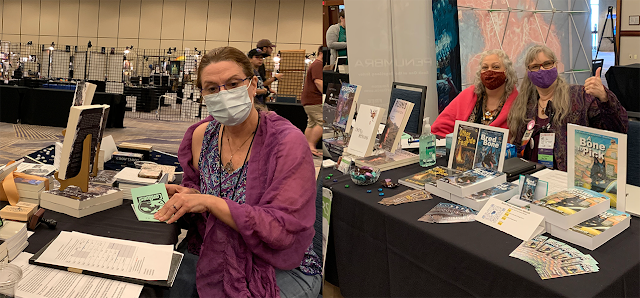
[387,82,427,135]
[627,120,640,186]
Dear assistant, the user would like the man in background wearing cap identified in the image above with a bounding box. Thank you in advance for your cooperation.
[301,46,324,157]
[256,39,283,91]
[248,48,269,105]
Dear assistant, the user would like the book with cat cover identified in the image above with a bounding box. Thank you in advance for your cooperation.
[436,167,506,197]
[567,124,627,211]
[531,187,610,230]
[547,208,630,250]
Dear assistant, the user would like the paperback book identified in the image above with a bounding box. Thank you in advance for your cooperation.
[519,175,539,203]
[530,187,610,230]
[448,182,518,211]
[40,183,123,218]
[449,121,509,172]
[436,167,506,197]
[398,166,460,200]
[333,82,361,134]
[346,104,384,157]
[325,83,340,106]
[567,124,627,211]
[546,208,630,250]
[379,99,415,153]
[353,149,418,172]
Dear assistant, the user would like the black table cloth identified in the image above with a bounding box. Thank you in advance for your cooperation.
[0,200,180,298]
[606,63,640,118]
[323,160,640,297]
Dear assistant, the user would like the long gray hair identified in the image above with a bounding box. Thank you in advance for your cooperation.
[507,45,570,142]
[473,49,518,98]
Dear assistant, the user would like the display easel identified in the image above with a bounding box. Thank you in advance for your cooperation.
[53,130,101,193]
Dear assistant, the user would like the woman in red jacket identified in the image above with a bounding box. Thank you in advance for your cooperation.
[432,49,518,137]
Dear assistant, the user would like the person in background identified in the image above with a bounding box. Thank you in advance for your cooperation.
[508,44,628,171]
[248,48,270,105]
[301,46,324,157]
[157,46,321,297]
[256,39,283,90]
[432,49,518,137]
[326,10,347,65]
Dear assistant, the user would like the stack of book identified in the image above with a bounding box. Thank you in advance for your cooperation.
[114,167,169,200]
[14,177,46,205]
[530,188,629,250]
[398,166,510,210]
[90,170,119,187]
[353,150,419,172]
[40,184,123,218]
[0,221,28,261]
[110,152,144,169]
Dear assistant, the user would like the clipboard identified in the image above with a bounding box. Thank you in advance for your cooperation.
[28,236,183,287]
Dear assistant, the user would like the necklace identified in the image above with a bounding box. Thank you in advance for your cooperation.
[482,97,500,122]
[218,115,260,202]
[221,117,259,174]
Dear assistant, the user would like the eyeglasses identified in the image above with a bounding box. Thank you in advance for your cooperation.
[203,77,252,94]
[527,60,555,72]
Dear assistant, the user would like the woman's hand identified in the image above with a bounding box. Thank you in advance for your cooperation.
[166,184,199,197]
[584,67,607,102]
[154,193,214,224]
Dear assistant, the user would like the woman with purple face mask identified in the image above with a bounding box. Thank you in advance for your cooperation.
[507,45,628,171]
[432,49,519,137]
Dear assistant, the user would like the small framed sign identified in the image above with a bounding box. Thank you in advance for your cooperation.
[630,15,640,25]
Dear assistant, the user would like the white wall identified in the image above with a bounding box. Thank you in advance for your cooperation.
[344,0,438,121]
[0,0,322,53]
[619,0,640,65]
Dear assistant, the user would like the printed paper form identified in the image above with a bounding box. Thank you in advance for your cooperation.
[476,198,545,241]
[35,231,173,281]
[11,252,143,298]
[532,169,568,195]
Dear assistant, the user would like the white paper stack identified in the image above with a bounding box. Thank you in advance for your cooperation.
[115,167,168,200]
[0,221,28,261]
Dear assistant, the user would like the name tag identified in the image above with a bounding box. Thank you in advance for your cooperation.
[538,133,555,168]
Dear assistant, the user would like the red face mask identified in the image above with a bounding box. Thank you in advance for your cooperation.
[480,70,506,90]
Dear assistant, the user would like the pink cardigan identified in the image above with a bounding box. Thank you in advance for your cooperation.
[431,85,518,137]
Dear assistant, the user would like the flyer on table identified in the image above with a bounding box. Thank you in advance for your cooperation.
[476,198,545,241]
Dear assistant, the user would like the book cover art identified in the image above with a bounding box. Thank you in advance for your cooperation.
[468,182,517,202]
[325,83,340,106]
[400,166,460,188]
[520,175,539,203]
[569,208,629,238]
[13,177,45,187]
[380,99,413,152]
[418,202,478,223]
[571,128,622,208]
[347,104,383,157]
[532,188,608,216]
[474,129,504,170]
[439,167,502,188]
[65,107,107,179]
[131,183,168,222]
[16,163,56,176]
[451,124,479,171]
[45,183,120,201]
[90,170,118,185]
[334,83,358,131]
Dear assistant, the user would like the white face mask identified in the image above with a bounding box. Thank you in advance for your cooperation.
[203,84,253,126]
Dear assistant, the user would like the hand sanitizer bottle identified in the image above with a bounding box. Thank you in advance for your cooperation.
[419,117,436,167]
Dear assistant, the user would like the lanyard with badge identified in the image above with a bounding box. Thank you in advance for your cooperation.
[520,102,555,168]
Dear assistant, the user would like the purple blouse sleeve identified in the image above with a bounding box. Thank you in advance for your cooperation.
[226,130,316,270]
[584,86,629,133]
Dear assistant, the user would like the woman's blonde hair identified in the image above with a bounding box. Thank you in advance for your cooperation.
[473,49,518,98]
[507,44,570,142]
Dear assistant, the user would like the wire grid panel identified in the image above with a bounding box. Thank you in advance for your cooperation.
[87,52,107,81]
[106,48,126,81]
[50,50,71,79]
[278,50,307,101]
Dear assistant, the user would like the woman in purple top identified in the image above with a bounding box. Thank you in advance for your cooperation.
[507,45,628,171]
[154,47,321,297]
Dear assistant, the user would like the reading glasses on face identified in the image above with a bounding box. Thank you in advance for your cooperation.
[527,61,555,72]
[203,76,252,94]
